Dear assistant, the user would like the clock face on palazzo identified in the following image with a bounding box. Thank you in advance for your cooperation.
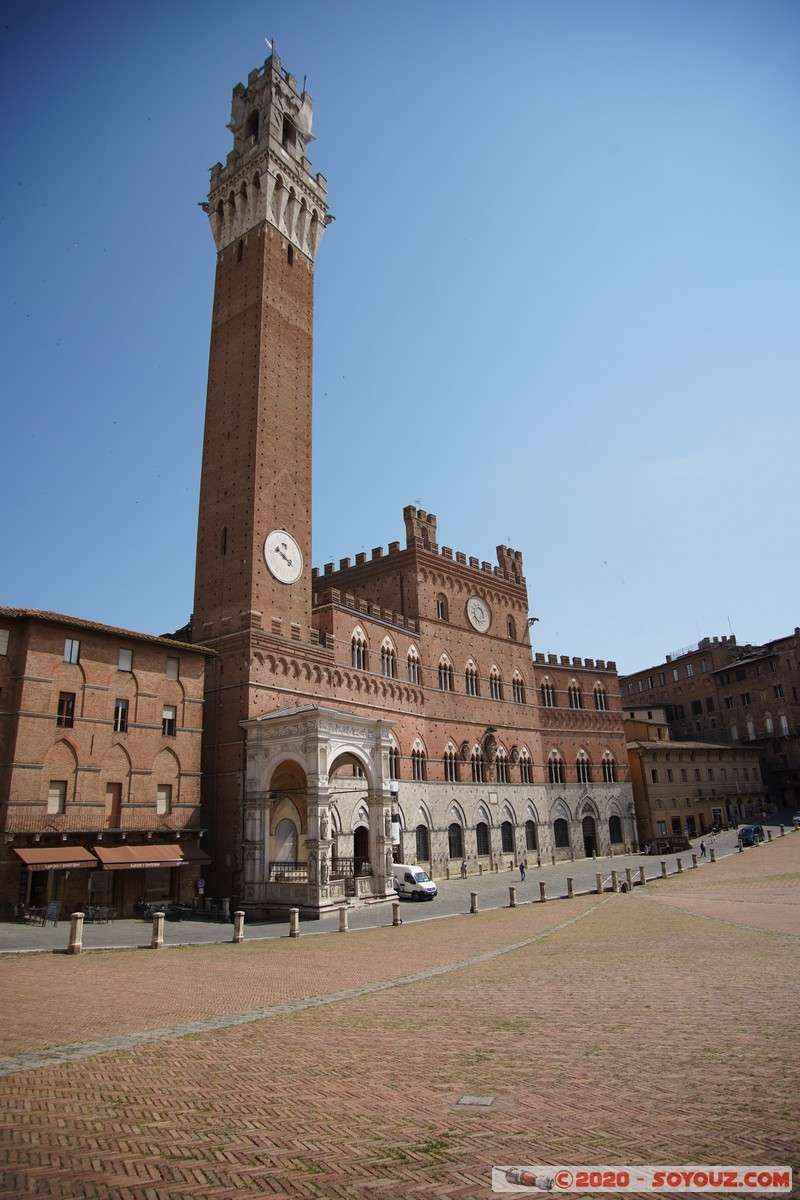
[466,595,492,633]
[263,529,304,584]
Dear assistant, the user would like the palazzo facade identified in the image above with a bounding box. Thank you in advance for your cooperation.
[191,54,634,917]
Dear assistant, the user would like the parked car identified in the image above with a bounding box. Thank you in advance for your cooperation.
[792,812,800,829]
[737,825,765,847]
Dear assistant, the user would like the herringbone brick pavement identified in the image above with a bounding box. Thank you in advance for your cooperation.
[0,837,797,1199]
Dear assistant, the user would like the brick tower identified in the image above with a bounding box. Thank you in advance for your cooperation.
[193,54,329,892]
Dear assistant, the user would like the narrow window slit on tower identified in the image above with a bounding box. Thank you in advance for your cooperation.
[281,115,296,148]
[236,240,244,262]
[287,243,294,265]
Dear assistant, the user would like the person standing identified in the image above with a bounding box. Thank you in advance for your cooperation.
[520,859,527,881]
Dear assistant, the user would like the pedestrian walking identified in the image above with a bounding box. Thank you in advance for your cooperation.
[700,840,706,858]
[520,859,526,882]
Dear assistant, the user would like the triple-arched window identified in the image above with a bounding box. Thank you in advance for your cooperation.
[351,631,367,671]
[411,745,427,781]
[576,751,592,785]
[594,684,608,711]
[512,673,526,704]
[443,747,459,782]
[496,747,509,784]
[602,752,617,783]
[471,748,485,783]
[407,647,420,685]
[540,679,555,707]
[380,640,397,679]
[438,657,454,691]
[489,667,503,701]
[465,662,479,696]
[568,682,583,710]
[519,751,533,784]
[548,751,565,785]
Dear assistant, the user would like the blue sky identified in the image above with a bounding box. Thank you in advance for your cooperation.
[2,0,798,674]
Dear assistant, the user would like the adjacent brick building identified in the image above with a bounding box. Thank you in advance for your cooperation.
[624,707,766,850]
[620,630,800,811]
[191,54,635,917]
[0,610,210,916]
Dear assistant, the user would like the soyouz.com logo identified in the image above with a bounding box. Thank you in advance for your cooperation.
[491,1165,793,1193]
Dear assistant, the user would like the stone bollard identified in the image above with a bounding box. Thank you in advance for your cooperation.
[566,877,574,899]
[67,912,84,955]
[611,870,619,893]
[753,836,760,848]
[780,824,785,837]
[446,867,451,880]
[625,868,633,891]
[392,899,402,926]
[338,904,349,933]
[639,865,647,887]
[767,829,773,842]
[222,898,230,922]
[596,872,603,895]
[676,858,683,873]
[232,910,245,943]
[509,886,517,908]
[592,850,597,860]
[738,840,743,853]
[151,911,165,950]
[494,863,499,873]
[289,907,300,938]
[551,854,556,866]
[660,861,668,879]
[710,848,716,863]
[470,891,479,914]
[692,854,698,869]
[539,881,547,903]
[479,863,484,875]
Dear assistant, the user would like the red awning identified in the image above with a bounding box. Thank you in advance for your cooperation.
[14,846,98,872]
[92,843,211,871]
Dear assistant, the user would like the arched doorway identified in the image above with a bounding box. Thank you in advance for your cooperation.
[353,825,369,875]
[582,815,597,857]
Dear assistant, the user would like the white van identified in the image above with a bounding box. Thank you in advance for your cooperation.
[392,863,437,901]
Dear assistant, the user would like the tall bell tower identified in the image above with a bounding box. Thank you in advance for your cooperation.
[194,53,328,642]
[192,55,329,894]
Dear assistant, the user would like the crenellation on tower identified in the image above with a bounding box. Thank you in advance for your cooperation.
[206,53,328,258]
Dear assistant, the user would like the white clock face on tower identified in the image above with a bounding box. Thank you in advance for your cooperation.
[466,595,492,633]
[264,529,304,584]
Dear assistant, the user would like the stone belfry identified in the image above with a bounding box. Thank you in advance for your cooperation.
[194,52,328,645]
[192,55,329,893]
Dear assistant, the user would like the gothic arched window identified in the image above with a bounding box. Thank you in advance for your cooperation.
[576,752,592,785]
[548,751,565,785]
[465,663,479,696]
[351,631,367,671]
[438,657,454,691]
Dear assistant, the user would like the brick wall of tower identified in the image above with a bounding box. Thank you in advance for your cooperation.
[194,224,314,643]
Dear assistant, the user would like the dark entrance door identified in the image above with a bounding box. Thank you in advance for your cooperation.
[353,825,369,875]
[582,815,596,857]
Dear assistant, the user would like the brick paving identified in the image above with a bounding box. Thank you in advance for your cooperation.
[0,837,797,1199]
